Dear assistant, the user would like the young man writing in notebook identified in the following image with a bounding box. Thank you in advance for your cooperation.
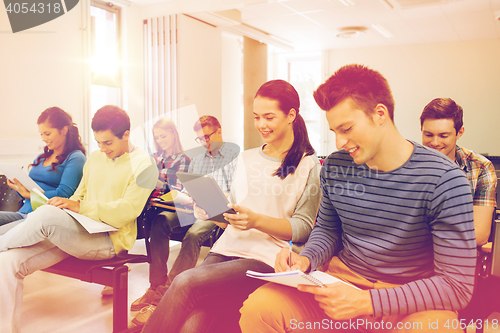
[420,97,497,246]
[0,105,157,333]
[239,64,476,333]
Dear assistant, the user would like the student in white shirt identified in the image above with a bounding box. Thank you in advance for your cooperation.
[142,79,321,333]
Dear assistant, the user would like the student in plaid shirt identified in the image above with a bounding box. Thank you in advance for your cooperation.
[151,118,191,198]
[131,115,239,326]
[421,97,497,246]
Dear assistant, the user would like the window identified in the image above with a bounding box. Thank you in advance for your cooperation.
[89,0,121,152]
[269,50,326,156]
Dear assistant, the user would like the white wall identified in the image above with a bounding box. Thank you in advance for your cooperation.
[0,1,145,165]
[176,15,222,149]
[325,39,500,155]
[221,32,244,150]
[121,3,146,149]
[0,2,85,167]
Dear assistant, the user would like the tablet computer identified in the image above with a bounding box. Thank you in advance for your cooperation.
[0,163,43,192]
[176,172,235,223]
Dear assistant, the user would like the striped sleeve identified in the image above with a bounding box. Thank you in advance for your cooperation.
[300,144,476,317]
[370,168,476,316]
[300,165,343,272]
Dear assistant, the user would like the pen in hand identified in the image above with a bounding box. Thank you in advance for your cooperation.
[289,240,293,268]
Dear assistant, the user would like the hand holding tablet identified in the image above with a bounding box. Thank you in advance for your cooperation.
[176,172,236,223]
[0,163,44,193]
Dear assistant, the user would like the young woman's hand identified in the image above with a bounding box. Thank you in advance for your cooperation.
[223,204,260,231]
[7,178,31,199]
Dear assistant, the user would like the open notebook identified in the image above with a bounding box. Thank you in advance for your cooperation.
[31,188,118,234]
[246,270,360,289]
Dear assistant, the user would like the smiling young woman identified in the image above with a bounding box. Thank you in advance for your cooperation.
[142,80,321,333]
[0,107,86,231]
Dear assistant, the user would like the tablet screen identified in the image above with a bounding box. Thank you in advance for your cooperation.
[176,172,235,223]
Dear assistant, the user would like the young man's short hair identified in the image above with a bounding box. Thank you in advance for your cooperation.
[193,115,221,132]
[420,98,463,134]
[313,64,395,121]
[91,105,130,138]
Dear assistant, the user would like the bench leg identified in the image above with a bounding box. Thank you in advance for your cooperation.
[112,265,129,332]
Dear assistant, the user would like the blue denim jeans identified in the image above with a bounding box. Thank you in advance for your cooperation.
[149,209,213,289]
[142,252,274,333]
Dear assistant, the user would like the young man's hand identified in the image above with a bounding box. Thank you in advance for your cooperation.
[180,196,194,207]
[193,202,209,220]
[275,247,311,273]
[298,283,373,320]
[47,197,80,213]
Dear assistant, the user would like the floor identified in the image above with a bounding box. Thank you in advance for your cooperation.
[19,240,209,333]
[18,241,500,333]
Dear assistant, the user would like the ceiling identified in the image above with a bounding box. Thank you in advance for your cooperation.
[135,0,500,51]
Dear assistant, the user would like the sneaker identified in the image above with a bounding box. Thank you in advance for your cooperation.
[132,305,156,326]
[131,288,159,311]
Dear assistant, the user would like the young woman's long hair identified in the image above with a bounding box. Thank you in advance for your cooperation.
[255,79,315,179]
[152,118,184,155]
[32,107,86,172]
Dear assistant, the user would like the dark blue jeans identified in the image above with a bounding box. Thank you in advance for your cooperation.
[142,253,275,333]
[149,210,214,289]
